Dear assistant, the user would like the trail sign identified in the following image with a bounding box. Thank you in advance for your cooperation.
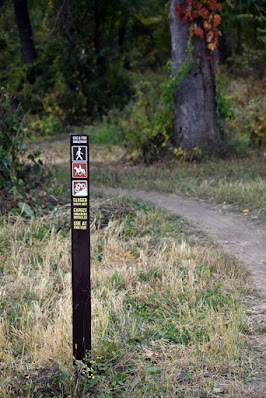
[72,146,88,161]
[72,180,88,197]
[70,134,91,360]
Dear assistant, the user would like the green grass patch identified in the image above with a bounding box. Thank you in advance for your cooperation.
[73,124,123,145]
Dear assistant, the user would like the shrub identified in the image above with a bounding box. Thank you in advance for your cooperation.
[0,88,28,189]
[225,78,266,148]
[119,79,172,161]
[115,45,194,162]
[27,114,64,136]
[0,89,43,191]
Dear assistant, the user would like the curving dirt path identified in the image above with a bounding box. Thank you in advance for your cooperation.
[94,187,266,295]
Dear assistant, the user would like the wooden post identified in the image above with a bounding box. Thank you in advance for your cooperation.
[70,134,91,360]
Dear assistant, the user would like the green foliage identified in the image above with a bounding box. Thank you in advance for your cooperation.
[82,123,123,145]
[27,114,63,136]
[120,79,171,160]
[0,89,44,191]
[116,40,194,161]
[0,89,28,189]
[234,94,266,148]
[247,98,266,147]
[0,0,169,126]
[17,202,35,218]
[224,78,266,148]
[216,70,236,146]
[221,0,265,74]
[215,70,265,150]
[231,46,266,77]
[216,72,235,122]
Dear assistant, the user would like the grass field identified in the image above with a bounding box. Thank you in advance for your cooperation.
[0,190,263,397]
[90,152,266,218]
[0,136,265,397]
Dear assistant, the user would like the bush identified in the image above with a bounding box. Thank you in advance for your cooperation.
[119,79,172,161]
[0,88,28,189]
[110,43,197,162]
[0,89,43,191]
[27,114,64,136]
[225,78,266,148]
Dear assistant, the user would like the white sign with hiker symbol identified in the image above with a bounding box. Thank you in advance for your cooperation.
[72,146,87,162]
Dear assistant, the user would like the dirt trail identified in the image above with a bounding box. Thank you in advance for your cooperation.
[94,187,266,295]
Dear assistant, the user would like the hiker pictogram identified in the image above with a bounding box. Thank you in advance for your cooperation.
[76,147,83,160]
[72,146,87,162]
[72,162,87,178]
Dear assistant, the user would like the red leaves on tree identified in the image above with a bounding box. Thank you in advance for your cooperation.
[213,14,221,27]
[175,0,222,56]
[199,8,208,19]
[203,20,212,30]
[207,0,218,11]
[175,3,185,18]
[191,24,204,38]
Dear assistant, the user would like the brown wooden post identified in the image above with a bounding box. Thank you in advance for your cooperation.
[70,134,91,360]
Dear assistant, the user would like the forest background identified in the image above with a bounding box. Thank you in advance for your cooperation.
[0,0,265,192]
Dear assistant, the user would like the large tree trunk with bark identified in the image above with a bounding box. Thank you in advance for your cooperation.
[14,0,36,64]
[169,0,221,151]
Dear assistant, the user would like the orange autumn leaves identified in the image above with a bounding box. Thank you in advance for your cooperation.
[175,0,222,54]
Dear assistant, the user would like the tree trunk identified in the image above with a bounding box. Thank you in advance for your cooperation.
[169,0,221,151]
[14,0,36,64]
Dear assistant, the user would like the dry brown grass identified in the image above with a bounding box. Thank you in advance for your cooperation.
[0,196,261,397]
